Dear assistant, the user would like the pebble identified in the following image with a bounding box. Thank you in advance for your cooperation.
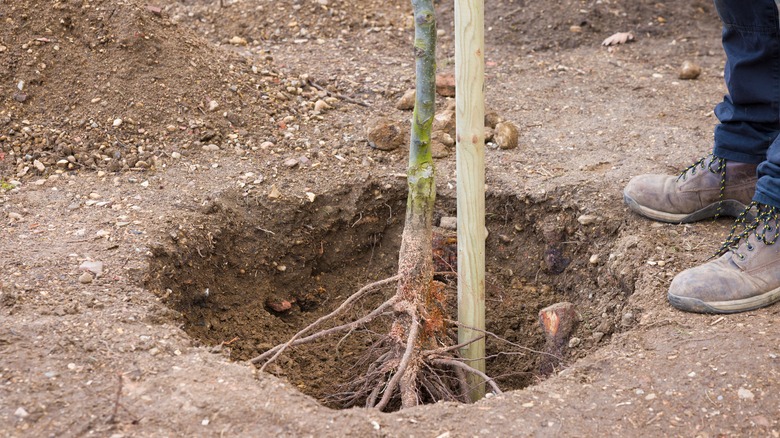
[577,214,600,225]
[33,159,45,172]
[260,141,275,150]
[621,312,634,327]
[313,99,331,113]
[283,158,299,168]
[202,144,220,152]
[439,216,457,230]
[229,36,248,46]
[113,118,123,127]
[435,73,456,97]
[79,260,104,276]
[395,89,416,110]
[14,407,29,418]
[494,121,519,150]
[8,212,23,221]
[589,254,600,265]
[738,387,755,400]
[367,119,406,151]
[679,61,702,80]
[208,100,219,112]
[268,185,281,199]
[166,124,177,132]
[79,272,94,284]
[171,152,181,159]
[568,337,581,348]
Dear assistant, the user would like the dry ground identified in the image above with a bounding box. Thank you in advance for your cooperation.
[1,0,778,436]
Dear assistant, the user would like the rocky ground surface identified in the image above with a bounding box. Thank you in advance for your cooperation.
[1,0,778,436]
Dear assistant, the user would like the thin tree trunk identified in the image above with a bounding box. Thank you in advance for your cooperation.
[393,0,437,409]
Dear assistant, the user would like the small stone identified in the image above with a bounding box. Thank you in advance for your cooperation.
[484,111,502,129]
[738,387,755,400]
[433,110,456,137]
[313,99,331,113]
[166,124,177,132]
[171,152,181,159]
[577,214,600,225]
[146,5,162,16]
[57,159,69,168]
[8,212,22,221]
[435,73,456,97]
[494,122,519,150]
[589,254,600,265]
[202,144,220,152]
[645,393,657,401]
[265,297,292,313]
[439,216,457,230]
[306,192,316,202]
[430,140,450,158]
[79,260,104,276]
[79,272,94,284]
[268,185,281,199]
[367,119,406,151]
[679,61,702,80]
[13,92,27,103]
[229,36,248,46]
[208,100,219,112]
[592,331,605,343]
[113,118,123,127]
[283,158,299,168]
[395,89,416,110]
[33,160,45,172]
[88,192,101,200]
[14,407,29,418]
[569,25,582,33]
[568,337,581,348]
[260,141,275,150]
[135,160,150,169]
[621,312,634,327]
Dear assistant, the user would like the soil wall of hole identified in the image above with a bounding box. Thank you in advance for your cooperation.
[145,180,634,407]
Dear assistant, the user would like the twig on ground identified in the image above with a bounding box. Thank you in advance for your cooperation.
[108,373,123,424]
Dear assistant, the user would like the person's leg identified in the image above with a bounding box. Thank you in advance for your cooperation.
[666,0,780,313]
[712,0,780,164]
[623,0,780,224]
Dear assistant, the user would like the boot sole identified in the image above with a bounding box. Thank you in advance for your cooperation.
[668,287,780,314]
[623,192,751,224]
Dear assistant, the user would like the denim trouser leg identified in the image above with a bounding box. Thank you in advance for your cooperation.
[712,0,780,207]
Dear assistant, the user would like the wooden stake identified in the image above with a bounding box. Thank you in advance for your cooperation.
[455,0,486,401]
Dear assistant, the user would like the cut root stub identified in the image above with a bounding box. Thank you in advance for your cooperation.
[538,302,580,375]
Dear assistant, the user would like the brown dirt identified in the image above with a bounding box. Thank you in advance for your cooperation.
[1,0,778,436]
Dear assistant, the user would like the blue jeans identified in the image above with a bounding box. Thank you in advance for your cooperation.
[712,0,780,207]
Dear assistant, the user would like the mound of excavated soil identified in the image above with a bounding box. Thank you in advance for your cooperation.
[0,0,316,176]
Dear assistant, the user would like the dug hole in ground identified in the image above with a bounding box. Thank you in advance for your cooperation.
[0,0,778,436]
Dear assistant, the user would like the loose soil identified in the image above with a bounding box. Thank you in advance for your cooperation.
[1,0,778,436]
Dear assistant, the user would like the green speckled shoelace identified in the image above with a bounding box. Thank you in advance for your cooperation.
[677,155,727,220]
[715,201,780,259]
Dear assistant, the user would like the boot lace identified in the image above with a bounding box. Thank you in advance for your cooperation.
[714,201,780,259]
[677,154,727,219]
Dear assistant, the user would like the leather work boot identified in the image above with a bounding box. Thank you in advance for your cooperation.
[668,203,780,313]
[623,154,757,223]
